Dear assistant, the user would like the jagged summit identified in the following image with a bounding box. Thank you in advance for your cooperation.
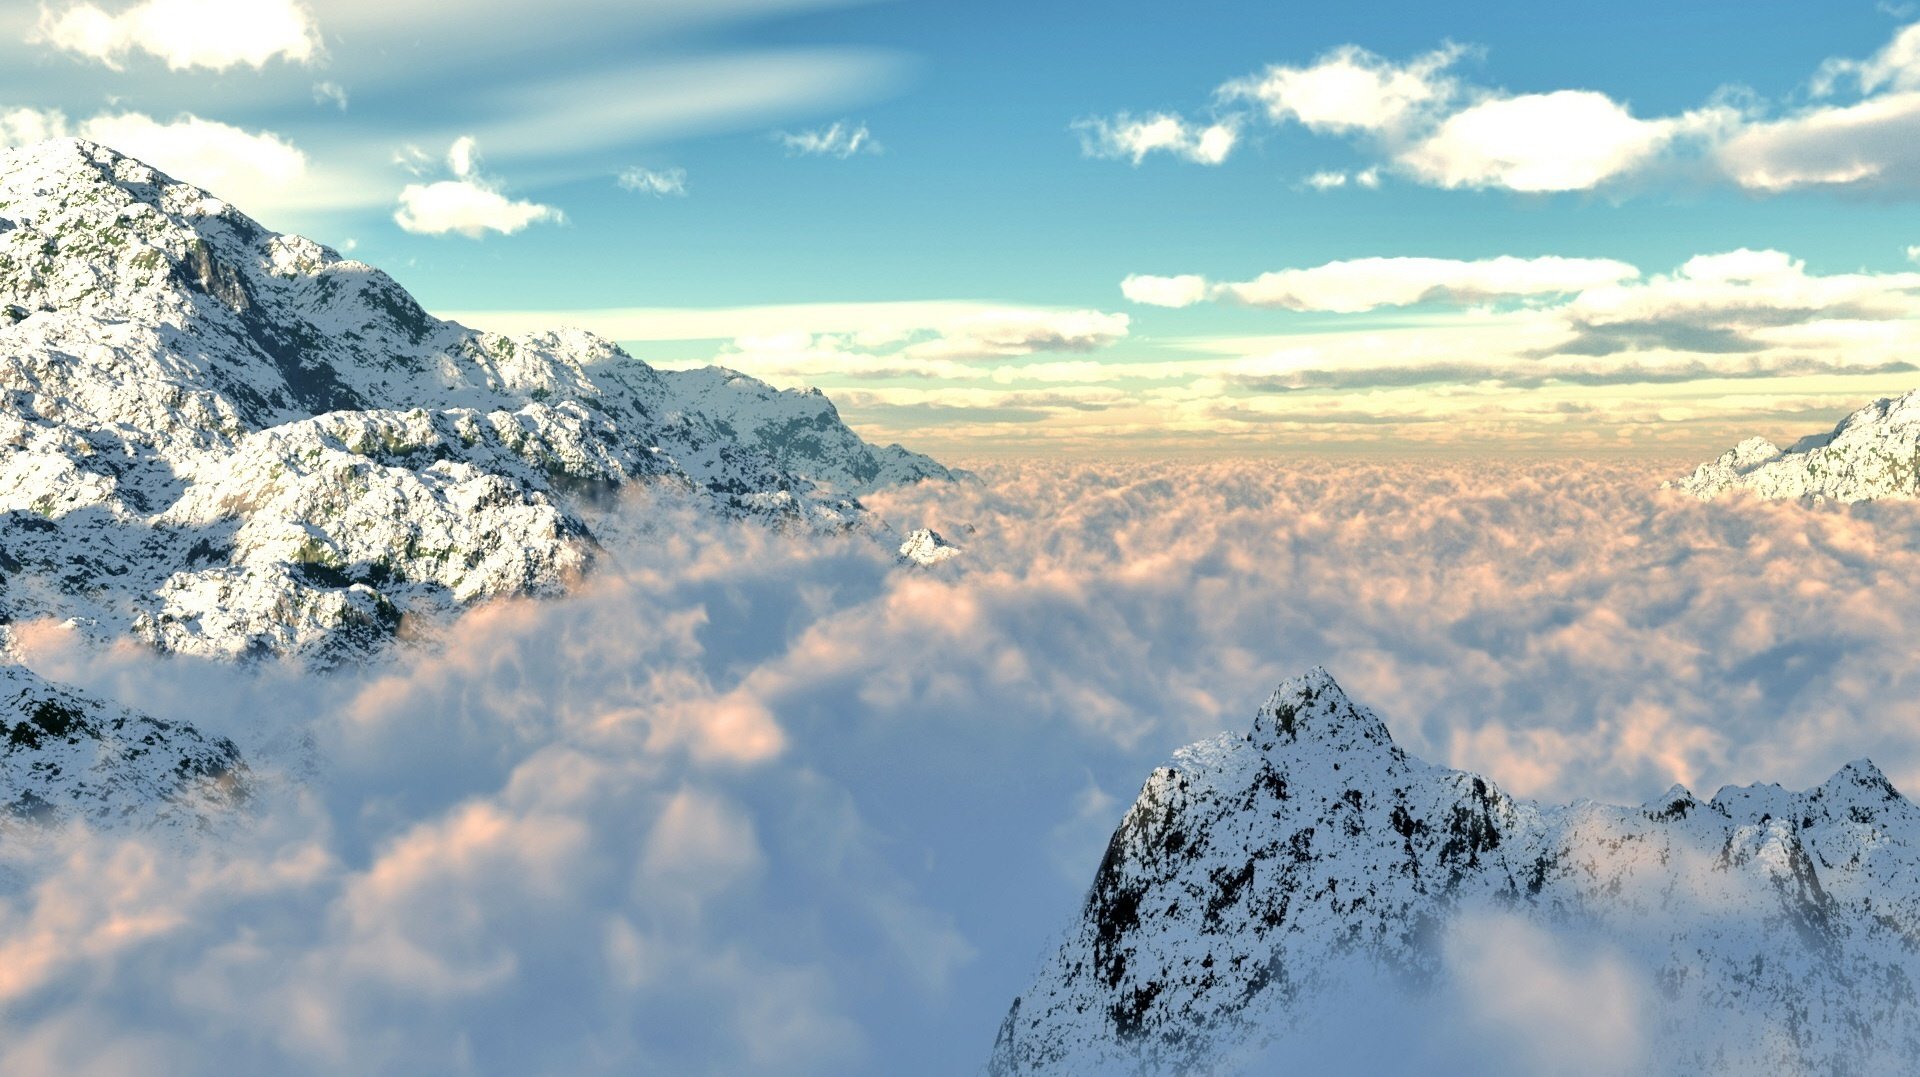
[0,137,957,666]
[1248,665,1396,755]
[991,669,1920,1075]
[897,526,962,566]
[1674,387,1920,501]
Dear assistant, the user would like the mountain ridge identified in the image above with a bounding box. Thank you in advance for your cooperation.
[1675,387,1920,501]
[0,137,956,665]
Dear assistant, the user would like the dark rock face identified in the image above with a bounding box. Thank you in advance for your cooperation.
[990,668,1920,1075]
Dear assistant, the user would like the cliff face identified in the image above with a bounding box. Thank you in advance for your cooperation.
[993,669,1920,1075]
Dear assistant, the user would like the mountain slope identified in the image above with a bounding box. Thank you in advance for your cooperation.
[0,137,955,664]
[990,669,1920,1075]
[1675,388,1920,501]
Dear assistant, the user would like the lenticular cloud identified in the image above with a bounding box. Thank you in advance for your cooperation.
[5,459,1920,1073]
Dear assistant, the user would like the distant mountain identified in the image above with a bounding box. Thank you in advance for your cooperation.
[0,138,955,666]
[991,669,1920,1075]
[1675,388,1920,501]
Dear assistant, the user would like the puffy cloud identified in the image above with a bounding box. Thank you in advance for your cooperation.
[1399,91,1702,193]
[394,136,563,238]
[1124,255,1641,312]
[1073,112,1238,165]
[34,0,322,71]
[78,111,309,201]
[1086,22,1920,196]
[617,165,688,196]
[1716,91,1920,193]
[1218,43,1466,134]
[777,120,879,158]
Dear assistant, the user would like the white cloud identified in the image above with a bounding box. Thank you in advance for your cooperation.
[312,81,349,111]
[1398,91,1696,192]
[1218,43,1465,134]
[1126,255,1641,313]
[1813,21,1920,96]
[1717,91,1920,192]
[393,137,562,238]
[0,107,72,147]
[1074,113,1238,166]
[77,112,308,202]
[1121,273,1211,308]
[1908,245,1920,263]
[777,120,879,158]
[34,0,321,71]
[617,166,689,196]
[1084,23,1920,197]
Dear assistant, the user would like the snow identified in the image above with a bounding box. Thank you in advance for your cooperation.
[1675,388,1920,501]
[991,668,1920,1075]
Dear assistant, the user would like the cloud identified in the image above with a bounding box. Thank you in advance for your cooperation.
[1124,255,1641,312]
[34,0,322,71]
[617,166,688,196]
[1084,22,1920,197]
[1716,91,1920,192]
[393,136,563,238]
[1399,91,1707,192]
[1217,42,1466,135]
[10,460,1920,1071]
[311,81,349,111]
[777,120,879,158]
[1073,113,1238,165]
[701,308,1132,384]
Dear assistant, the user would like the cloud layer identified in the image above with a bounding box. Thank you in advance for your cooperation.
[6,460,1920,1073]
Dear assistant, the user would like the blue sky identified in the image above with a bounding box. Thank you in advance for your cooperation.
[5,0,1920,453]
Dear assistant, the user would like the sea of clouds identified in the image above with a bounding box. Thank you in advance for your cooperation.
[4,456,1920,1074]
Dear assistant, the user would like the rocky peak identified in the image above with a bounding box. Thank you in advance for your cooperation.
[1248,666,1395,757]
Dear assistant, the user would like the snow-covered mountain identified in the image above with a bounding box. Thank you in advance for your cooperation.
[0,661,248,829]
[1675,387,1920,501]
[0,138,954,666]
[990,669,1920,1075]
[0,137,958,829]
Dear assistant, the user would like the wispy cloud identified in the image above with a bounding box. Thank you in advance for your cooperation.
[777,120,880,158]
[617,165,688,196]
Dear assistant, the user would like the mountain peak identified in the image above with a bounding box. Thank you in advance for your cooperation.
[1248,666,1395,755]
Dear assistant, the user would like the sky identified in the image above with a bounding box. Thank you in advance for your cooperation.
[5,0,1920,455]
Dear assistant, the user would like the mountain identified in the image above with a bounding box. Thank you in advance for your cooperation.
[897,527,962,566]
[989,669,1920,1075]
[0,138,956,666]
[1675,387,1920,501]
[0,661,248,830]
